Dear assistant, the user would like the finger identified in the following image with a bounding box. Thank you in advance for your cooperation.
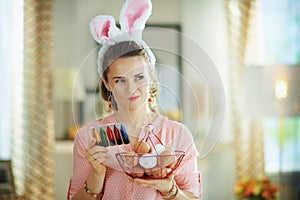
[132,178,149,187]
[88,154,97,163]
[92,152,108,158]
[85,146,95,160]
[89,159,100,169]
[85,150,92,160]
[88,146,108,155]
[86,151,107,163]
[126,175,133,182]
[166,172,174,180]
[88,138,96,149]
[133,178,156,187]
[94,154,108,163]
[88,155,106,165]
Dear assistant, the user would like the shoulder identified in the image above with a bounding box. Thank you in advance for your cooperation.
[155,114,196,150]
[155,114,193,141]
[156,114,189,133]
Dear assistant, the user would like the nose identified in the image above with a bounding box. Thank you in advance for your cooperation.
[127,80,137,94]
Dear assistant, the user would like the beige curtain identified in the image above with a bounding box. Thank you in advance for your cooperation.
[225,0,265,180]
[11,0,55,199]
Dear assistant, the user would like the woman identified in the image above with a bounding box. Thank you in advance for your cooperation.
[68,0,202,199]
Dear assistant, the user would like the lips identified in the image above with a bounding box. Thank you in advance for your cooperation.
[128,95,140,101]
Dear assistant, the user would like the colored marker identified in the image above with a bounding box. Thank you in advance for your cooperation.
[120,124,130,144]
[113,125,122,145]
[106,126,116,145]
[92,129,102,146]
[100,127,109,147]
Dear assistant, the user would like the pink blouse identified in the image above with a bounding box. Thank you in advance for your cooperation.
[68,114,202,199]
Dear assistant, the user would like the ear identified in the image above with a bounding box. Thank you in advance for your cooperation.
[101,77,112,92]
[119,0,152,37]
[89,15,121,44]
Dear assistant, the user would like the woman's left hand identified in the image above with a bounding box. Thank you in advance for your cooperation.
[127,172,174,193]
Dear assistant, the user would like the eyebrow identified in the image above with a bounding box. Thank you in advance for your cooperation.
[112,76,125,80]
[112,73,144,79]
[134,73,144,77]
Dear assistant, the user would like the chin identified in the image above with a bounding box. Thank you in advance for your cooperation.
[128,101,147,111]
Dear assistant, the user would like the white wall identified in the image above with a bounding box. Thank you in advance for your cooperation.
[53,0,181,69]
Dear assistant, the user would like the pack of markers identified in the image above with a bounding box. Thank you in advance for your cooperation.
[90,123,130,147]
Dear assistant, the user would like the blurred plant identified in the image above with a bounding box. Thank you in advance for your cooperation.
[234,177,278,200]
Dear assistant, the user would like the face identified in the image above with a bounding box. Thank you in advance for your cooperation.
[104,55,151,111]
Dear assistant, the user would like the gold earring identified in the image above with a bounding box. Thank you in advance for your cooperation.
[105,92,113,112]
[148,83,157,112]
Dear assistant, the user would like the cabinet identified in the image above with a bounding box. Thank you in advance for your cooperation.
[55,140,73,200]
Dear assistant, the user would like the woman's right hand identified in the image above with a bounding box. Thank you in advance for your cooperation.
[85,138,108,175]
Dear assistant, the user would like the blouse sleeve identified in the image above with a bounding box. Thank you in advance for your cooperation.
[68,126,93,199]
[172,124,202,198]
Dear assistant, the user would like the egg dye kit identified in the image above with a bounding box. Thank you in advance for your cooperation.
[90,123,130,147]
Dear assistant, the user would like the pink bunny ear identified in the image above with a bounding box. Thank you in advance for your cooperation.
[119,0,152,36]
[89,15,121,44]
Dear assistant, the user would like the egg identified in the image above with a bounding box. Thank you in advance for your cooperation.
[144,168,154,177]
[157,150,176,168]
[133,141,151,154]
[124,151,139,168]
[131,165,144,178]
[139,153,157,169]
[151,144,165,155]
[166,161,176,169]
[151,166,168,179]
[164,145,174,152]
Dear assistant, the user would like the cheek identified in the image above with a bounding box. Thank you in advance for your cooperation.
[112,87,126,99]
[139,84,150,95]
[112,92,124,106]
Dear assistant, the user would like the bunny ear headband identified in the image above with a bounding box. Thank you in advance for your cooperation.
[89,0,156,75]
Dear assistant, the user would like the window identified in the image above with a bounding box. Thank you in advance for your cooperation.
[0,0,23,159]
[260,0,300,173]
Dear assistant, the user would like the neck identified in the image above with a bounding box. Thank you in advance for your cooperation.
[114,106,152,128]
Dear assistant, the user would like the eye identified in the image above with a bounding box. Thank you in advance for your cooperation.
[135,74,144,81]
[115,78,125,83]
